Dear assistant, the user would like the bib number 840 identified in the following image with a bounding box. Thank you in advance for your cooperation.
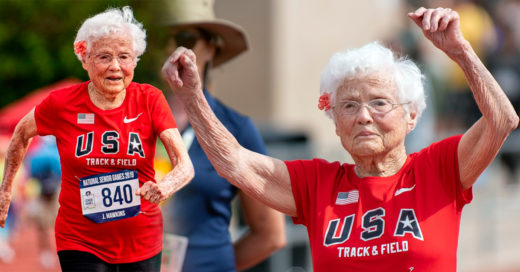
[101,185,133,207]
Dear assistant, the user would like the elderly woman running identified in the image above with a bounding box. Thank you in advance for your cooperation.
[0,6,194,272]
[162,6,518,272]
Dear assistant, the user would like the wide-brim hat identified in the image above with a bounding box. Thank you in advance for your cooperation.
[161,0,248,67]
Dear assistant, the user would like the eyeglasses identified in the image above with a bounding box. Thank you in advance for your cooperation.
[332,98,409,115]
[90,53,135,66]
[171,28,216,49]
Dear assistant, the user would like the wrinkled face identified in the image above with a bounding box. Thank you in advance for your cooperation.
[333,73,417,157]
[82,34,136,95]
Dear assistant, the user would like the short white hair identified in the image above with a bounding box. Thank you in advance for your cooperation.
[74,6,146,61]
[320,41,426,120]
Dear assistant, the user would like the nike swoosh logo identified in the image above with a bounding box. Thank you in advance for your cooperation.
[394,184,416,196]
[123,113,143,123]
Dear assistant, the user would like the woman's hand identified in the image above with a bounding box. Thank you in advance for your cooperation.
[0,191,12,228]
[162,47,202,98]
[136,128,194,205]
[408,7,468,57]
[136,181,172,204]
[409,8,519,189]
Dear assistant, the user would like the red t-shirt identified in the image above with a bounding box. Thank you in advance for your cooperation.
[286,135,472,272]
[34,81,176,263]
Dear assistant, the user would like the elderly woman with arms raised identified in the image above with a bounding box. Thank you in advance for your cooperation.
[0,6,194,272]
[163,7,518,272]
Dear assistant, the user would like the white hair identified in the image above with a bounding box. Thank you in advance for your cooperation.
[74,6,146,61]
[320,41,426,120]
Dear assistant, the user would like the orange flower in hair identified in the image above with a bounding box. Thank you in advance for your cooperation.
[74,41,87,57]
[318,92,331,111]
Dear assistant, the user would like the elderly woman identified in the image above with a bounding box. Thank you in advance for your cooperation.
[0,6,194,272]
[163,7,518,271]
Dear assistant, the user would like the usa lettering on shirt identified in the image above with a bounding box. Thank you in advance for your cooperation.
[75,131,145,166]
[324,207,423,258]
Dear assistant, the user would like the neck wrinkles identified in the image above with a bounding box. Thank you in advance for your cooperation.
[88,82,126,110]
[352,145,407,178]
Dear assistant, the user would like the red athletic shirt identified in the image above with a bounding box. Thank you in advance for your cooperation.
[286,135,472,272]
[34,81,176,263]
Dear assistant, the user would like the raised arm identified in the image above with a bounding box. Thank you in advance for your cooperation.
[0,109,38,227]
[136,128,194,204]
[161,48,297,216]
[409,7,519,190]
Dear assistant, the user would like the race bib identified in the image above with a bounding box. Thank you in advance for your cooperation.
[80,170,141,223]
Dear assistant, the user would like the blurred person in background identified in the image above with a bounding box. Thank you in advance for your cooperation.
[162,6,518,271]
[159,0,286,271]
[488,0,520,185]
[0,6,194,272]
[26,135,61,269]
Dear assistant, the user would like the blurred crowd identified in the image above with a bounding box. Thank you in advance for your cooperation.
[389,0,520,184]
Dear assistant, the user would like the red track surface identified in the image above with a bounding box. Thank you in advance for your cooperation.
[0,215,59,272]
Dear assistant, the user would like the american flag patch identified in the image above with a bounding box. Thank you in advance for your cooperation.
[335,190,359,205]
[77,113,95,124]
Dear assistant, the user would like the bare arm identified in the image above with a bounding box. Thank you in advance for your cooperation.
[0,110,38,227]
[162,48,297,216]
[409,7,519,190]
[234,192,286,270]
[136,128,194,204]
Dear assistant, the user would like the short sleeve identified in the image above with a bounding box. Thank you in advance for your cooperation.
[34,93,58,136]
[423,134,473,209]
[285,158,344,227]
[285,160,312,226]
[150,89,177,135]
